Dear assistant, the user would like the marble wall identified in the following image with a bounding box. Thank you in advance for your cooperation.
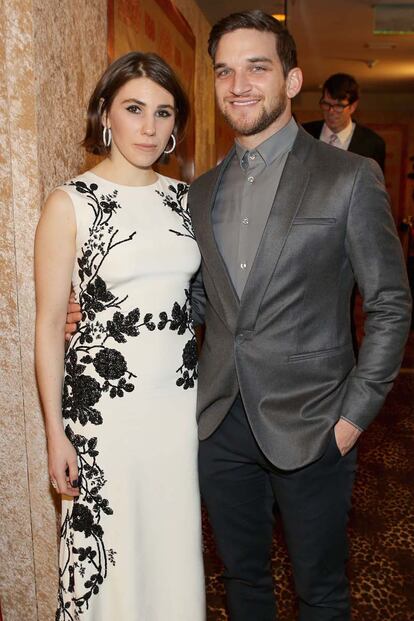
[0,1,214,619]
[0,1,107,619]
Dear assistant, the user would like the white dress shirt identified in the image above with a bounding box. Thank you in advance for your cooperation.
[320,121,355,150]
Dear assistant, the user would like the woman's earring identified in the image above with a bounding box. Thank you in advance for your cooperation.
[103,126,112,148]
[164,134,176,154]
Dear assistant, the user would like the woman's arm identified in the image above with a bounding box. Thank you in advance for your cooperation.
[34,189,79,496]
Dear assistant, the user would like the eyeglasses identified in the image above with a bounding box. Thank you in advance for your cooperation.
[319,99,351,113]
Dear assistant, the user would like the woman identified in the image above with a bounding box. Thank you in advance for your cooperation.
[35,52,205,620]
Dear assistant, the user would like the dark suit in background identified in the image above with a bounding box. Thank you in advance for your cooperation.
[303,119,386,171]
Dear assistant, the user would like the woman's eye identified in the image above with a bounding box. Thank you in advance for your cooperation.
[126,105,141,114]
[156,110,172,118]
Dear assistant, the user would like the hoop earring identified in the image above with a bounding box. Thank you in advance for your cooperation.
[164,134,176,154]
[103,126,112,148]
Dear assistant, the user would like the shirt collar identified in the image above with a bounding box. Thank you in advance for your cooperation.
[235,117,298,168]
[321,120,354,146]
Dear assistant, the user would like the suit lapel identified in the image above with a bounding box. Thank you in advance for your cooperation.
[237,129,311,331]
[196,148,240,332]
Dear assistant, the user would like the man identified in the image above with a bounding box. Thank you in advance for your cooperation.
[66,11,411,621]
[302,73,386,171]
[188,11,410,621]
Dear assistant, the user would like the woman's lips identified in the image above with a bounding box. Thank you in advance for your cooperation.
[133,143,157,150]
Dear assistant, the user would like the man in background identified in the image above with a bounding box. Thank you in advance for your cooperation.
[303,73,386,171]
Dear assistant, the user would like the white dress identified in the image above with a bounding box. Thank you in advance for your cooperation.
[57,172,205,620]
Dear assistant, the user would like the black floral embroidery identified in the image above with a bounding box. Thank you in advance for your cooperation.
[57,178,199,617]
[156,183,199,389]
[181,339,198,371]
[156,183,194,239]
[57,180,149,619]
[56,425,116,620]
[158,288,198,389]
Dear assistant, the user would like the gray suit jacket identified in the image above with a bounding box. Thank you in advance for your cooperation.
[302,120,386,172]
[188,126,411,470]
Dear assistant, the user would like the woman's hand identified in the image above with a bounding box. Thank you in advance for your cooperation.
[48,431,80,496]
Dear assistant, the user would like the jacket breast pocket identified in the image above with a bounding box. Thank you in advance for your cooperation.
[292,217,337,225]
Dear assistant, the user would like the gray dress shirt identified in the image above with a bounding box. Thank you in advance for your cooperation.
[212,117,298,298]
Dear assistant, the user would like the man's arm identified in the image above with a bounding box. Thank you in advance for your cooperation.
[191,267,206,352]
[191,266,206,327]
[340,158,412,430]
[66,266,207,339]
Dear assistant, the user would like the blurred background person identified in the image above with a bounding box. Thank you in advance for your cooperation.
[303,73,386,171]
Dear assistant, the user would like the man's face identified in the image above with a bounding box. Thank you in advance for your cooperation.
[320,90,358,133]
[213,29,301,145]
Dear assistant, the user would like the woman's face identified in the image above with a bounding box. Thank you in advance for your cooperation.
[105,76,176,169]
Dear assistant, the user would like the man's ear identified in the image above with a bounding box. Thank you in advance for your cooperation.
[286,68,303,100]
[350,99,359,115]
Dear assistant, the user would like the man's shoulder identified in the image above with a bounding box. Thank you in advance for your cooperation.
[189,158,227,201]
[297,125,363,164]
[301,119,324,138]
[353,122,385,146]
[190,164,221,188]
[297,127,380,180]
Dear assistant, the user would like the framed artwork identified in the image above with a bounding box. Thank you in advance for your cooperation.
[108,0,196,182]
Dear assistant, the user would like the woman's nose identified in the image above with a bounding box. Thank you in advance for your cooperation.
[141,117,156,135]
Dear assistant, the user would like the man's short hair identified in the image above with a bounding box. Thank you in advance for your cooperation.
[208,10,297,78]
[323,73,359,104]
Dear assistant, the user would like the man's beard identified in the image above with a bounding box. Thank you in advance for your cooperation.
[221,91,288,137]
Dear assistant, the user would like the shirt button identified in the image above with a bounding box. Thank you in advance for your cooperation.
[240,262,247,270]
[242,217,249,225]
[247,176,254,183]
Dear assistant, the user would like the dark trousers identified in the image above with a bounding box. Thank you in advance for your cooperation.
[199,396,357,621]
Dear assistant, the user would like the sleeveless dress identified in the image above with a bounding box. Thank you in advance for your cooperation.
[56,172,205,620]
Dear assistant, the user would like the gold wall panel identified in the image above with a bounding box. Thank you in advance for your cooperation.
[171,0,216,176]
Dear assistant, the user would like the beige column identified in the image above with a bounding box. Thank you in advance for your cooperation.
[0,1,107,619]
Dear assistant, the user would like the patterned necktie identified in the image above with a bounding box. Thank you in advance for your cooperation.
[329,133,338,145]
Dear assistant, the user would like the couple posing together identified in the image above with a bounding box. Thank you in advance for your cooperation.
[35,10,411,621]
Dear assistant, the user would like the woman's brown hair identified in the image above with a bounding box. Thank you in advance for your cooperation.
[83,51,189,155]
